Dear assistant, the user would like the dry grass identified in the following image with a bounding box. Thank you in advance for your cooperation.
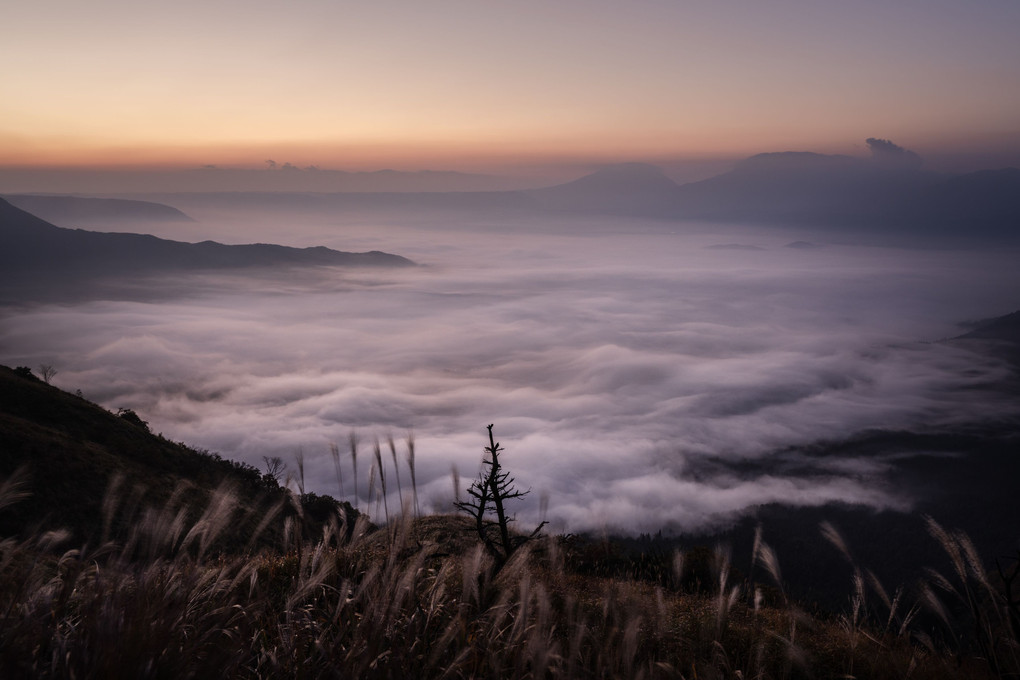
[0,470,1017,679]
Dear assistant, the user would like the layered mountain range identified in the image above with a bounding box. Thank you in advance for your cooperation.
[75,140,1017,241]
[526,146,1020,239]
[2,138,1016,303]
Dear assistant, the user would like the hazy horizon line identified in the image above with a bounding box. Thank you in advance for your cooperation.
[3,142,1019,176]
[3,137,1020,197]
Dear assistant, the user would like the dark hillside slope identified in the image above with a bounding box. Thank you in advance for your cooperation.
[0,365,355,549]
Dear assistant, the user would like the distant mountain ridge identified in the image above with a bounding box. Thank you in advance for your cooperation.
[275,148,1019,239]
[526,163,683,216]
[0,197,413,274]
[520,149,1020,239]
[6,140,1018,242]
[669,152,929,224]
[0,198,414,302]
[0,166,534,194]
[2,194,195,227]
[668,151,1020,237]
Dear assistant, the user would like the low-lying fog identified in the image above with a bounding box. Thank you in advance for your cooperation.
[5,203,1019,533]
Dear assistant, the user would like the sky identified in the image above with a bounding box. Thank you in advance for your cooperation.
[3,0,1020,174]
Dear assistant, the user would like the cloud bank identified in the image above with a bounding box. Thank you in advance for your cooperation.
[3,212,1018,533]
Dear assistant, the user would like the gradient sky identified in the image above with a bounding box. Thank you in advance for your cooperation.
[3,0,1020,171]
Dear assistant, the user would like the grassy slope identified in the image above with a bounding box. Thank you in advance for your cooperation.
[0,364,352,548]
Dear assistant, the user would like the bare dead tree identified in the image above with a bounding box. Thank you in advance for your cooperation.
[454,424,547,570]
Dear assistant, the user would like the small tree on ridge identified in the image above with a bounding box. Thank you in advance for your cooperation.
[38,364,57,384]
[455,424,546,569]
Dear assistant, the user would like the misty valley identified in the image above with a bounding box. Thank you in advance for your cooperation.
[2,156,1019,678]
[3,179,1018,529]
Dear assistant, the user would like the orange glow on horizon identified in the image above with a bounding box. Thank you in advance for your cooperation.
[0,127,893,173]
[4,129,1019,175]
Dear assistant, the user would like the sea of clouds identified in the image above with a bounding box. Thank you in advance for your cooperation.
[3,206,1018,533]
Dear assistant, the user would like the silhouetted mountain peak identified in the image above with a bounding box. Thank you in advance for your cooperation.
[667,139,1020,236]
[561,163,679,191]
[528,163,681,215]
[734,151,857,173]
[732,142,928,177]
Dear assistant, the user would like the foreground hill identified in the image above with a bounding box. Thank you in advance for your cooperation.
[0,365,1014,678]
